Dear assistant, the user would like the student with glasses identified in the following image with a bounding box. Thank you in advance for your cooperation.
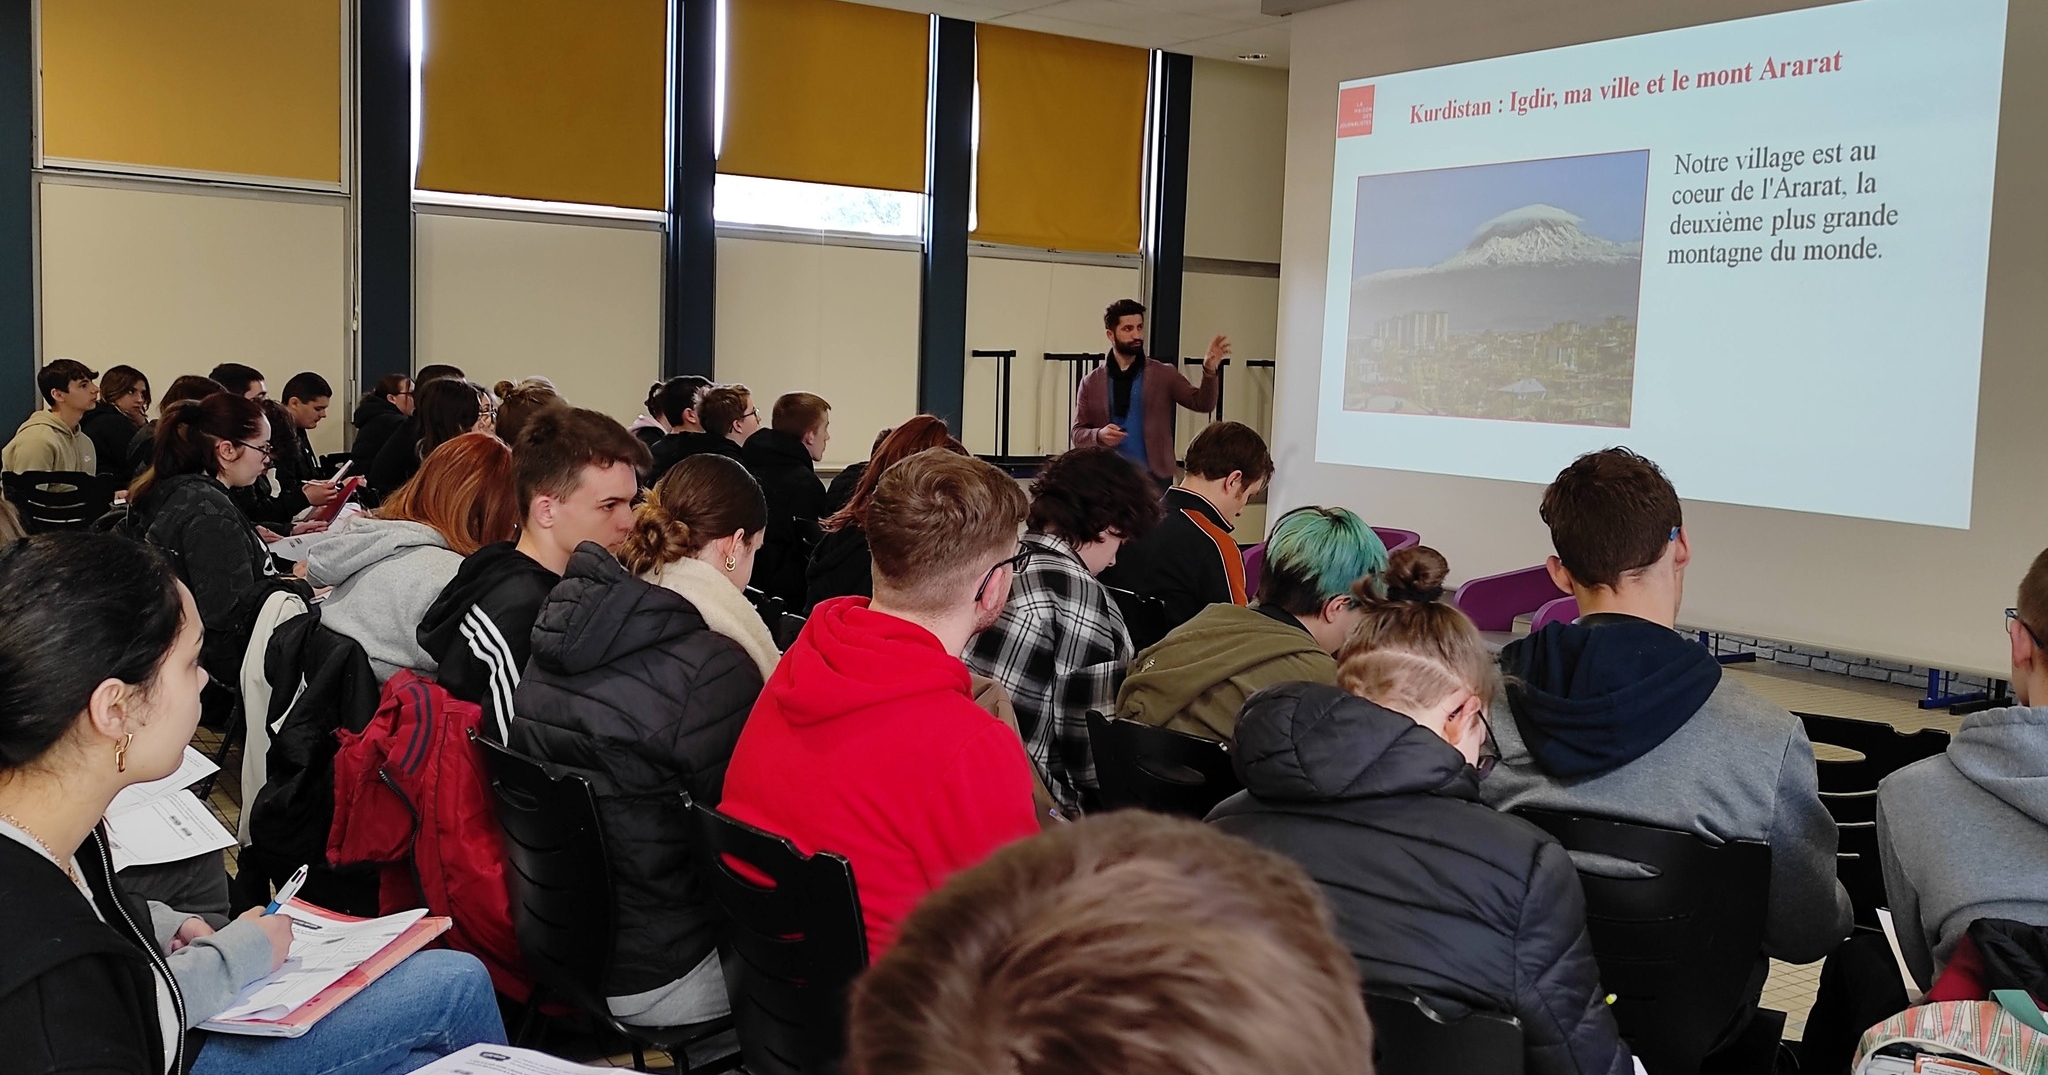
[1211,544,1637,1075]
[1876,548,2048,991]
[127,392,310,690]
[720,448,1041,961]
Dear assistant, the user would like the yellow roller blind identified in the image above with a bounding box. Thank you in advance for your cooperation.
[974,27,1147,253]
[719,0,929,193]
[417,0,668,210]
[40,0,344,184]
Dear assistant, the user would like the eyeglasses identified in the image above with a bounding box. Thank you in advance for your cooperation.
[976,543,1032,603]
[743,408,760,422]
[1472,709,1500,779]
[2008,608,2047,651]
[234,440,275,459]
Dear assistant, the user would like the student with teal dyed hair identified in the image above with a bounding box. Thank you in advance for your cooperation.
[1115,505,1389,742]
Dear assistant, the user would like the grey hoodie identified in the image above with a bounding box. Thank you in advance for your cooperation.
[305,518,462,681]
[1877,706,2048,988]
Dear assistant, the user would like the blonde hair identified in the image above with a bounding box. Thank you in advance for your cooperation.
[1336,545,1499,714]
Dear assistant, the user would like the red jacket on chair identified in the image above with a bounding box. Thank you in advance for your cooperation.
[329,669,533,1000]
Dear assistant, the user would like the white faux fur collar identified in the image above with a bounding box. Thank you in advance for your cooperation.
[646,555,781,679]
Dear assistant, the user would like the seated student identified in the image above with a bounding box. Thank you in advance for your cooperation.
[209,363,266,400]
[1210,546,1635,1075]
[82,365,150,480]
[417,407,648,741]
[355,365,463,479]
[628,378,673,447]
[129,376,223,479]
[825,426,893,516]
[490,377,564,448]
[741,391,832,609]
[625,455,782,679]
[721,448,1041,959]
[648,381,747,480]
[805,416,965,614]
[1099,420,1272,632]
[4,358,99,476]
[848,812,1373,1075]
[350,373,414,473]
[1879,546,2048,989]
[966,448,1162,814]
[369,378,493,497]
[0,531,506,1075]
[271,372,338,521]
[308,433,520,682]
[1480,449,1851,1034]
[511,457,776,1029]
[127,393,309,688]
[1116,505,1387,742]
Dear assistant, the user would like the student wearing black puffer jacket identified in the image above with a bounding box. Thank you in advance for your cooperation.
[510,542,764,1027]
[1208,547,1635,1075]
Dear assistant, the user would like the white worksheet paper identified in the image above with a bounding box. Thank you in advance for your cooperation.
[109,746,218,815]
[105,789,237,871]
[410,1044,611,1074]
[209,906,429,1023]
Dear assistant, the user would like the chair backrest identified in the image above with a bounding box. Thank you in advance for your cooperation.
[1242,542,1265,597]
[1366,990,1525,1075]
[3,470,115,532]
[1104,584,1170,652]
[1086,710,1242,818]
[1530,594,1580,632]
[689,798,867,1075]
[1453,564,1567,632]
[1796,712,1951,927]
[1514,808,1772,1075]
[772,612,807,652]
[474,736,617,1020]
[1371,527,1422,554]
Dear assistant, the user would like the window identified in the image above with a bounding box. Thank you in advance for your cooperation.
[715,175,924,238]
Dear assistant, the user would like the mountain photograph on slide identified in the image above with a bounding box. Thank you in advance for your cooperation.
[1344,150,1650,427]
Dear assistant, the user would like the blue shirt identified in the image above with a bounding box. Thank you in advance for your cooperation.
[1111,364,1147,469]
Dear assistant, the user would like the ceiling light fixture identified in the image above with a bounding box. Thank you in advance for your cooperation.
[1237,52,1267,61]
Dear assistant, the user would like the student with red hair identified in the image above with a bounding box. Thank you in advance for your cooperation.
[306,433,520,681]
[803,415,967,613]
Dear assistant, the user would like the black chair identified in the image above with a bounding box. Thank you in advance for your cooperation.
[689,797,867,1075]
[1796,712,1950,928]
[2,470,116,532]
[1366,990,1525,1075]
[474,737,738,1073]
[772,612,807,652]
[1104,584,1170,651]
[1085,710,1242,818]
[1515,808,1773,1075]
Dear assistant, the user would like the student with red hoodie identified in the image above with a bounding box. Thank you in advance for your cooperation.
[719,448,1042,960]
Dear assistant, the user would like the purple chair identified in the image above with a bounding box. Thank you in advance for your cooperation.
[1242,542,1265,597]
[1372,527,1421,553]
[1530,594,1580,632]
[1451,565,1567,633]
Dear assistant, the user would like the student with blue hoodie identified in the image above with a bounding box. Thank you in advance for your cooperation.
[1479,449,1851,1047]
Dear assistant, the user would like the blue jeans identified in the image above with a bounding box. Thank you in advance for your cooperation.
[193,950,508,1075]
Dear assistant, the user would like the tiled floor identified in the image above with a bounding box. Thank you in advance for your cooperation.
[1727,660,1933,1041]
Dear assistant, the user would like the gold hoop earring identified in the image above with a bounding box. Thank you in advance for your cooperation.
[115,732,133,774]
[724,555,738,572]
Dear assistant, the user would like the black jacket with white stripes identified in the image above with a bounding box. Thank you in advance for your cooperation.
[417,540,561,742]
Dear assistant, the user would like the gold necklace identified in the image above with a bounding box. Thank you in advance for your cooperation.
[0,811,83,884]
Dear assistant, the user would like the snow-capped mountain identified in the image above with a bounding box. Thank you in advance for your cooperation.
[1432,204,1642,271]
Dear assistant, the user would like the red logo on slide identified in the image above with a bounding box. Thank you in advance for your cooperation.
[1338,85,1376,137]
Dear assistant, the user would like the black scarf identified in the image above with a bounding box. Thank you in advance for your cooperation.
[1106,356,1141,416]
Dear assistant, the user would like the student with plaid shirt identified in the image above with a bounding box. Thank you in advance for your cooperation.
[967,448,1164,814]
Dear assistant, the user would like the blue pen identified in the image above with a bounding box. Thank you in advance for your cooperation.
[265,864,310,915]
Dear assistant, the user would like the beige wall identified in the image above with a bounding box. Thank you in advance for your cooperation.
[964,256,1143,458]
[714,237,920,468]
[414,211,664,430]
[1186,59,1289,264]
[37,180,351,455]
[1272,0,2045,673]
